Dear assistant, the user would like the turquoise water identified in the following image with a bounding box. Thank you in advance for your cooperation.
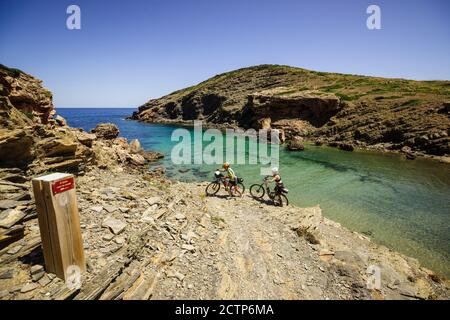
[58,108,450,277]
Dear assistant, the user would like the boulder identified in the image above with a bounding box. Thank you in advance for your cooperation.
[91,123,119,139]
[338,143,354,152]
[401,146,416,160]
[127,153,146,166]
[142,151,164,162]
[129,139,143,154]
[277,129,286,143]
[54,115,67,126]
[75,131,96,148]
[287,136,305,151]
[257,117,271,130]
[261,128,285,144]
[405,153,416,160]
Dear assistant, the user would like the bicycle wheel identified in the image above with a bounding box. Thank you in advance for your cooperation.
[205,182,220,196]
[273,193,289,207]
[250,184,265,198]
[238,182,246,193]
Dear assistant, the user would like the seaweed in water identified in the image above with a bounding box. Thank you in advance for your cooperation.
[297,155,351,173]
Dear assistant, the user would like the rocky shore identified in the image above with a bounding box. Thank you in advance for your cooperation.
[1,64,449,300]
[1,166,449,300]
[131,64,450,162]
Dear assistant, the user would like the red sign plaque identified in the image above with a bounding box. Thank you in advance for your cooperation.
[52,177,75,195]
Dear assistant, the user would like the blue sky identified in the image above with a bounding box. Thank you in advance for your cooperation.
[0,0,449,108]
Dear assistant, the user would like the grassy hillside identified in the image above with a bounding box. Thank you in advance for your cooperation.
[132,64,450,157]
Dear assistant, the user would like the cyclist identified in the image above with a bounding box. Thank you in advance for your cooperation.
[221,162,238,196]
[270,167,285,194]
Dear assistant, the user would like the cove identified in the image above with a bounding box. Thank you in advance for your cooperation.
[58,108,450,278]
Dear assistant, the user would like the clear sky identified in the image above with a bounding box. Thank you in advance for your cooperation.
[0,0,449,108]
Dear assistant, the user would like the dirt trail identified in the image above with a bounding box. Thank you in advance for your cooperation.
[151,187,368,300]
[150,181,449,300]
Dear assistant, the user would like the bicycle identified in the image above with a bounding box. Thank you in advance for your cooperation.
[205,170,245,197]
[249,176,289,206]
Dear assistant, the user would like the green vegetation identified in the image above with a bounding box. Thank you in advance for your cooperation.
[144,64,449,110]
[374,95,402,100]
[335,93,365,101]
[320,83,344,92]
[22,111,34,120]
[211,215,226,226]
[0,64,24,77]
[311,71,327,76]
[400,99,421,107]
[43,90,53,98]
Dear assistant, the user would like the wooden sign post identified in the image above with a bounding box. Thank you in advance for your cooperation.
[32,173,85,282]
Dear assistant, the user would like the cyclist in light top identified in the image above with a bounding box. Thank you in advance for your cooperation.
[271,167,285,194]
[222,162,238,196]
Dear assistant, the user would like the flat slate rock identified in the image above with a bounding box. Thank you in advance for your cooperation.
[145,197,161,206]
[0,270,14,279]
[102,216,127,235]
[20,283,39,293]
[30,264,44,275]
[0,208,26,228]
[7,244,23,255]
[0,200,22,210]
[37,274,51,287]
[90,206,103,213]
[103,204,118,213]
[31,271,45,282]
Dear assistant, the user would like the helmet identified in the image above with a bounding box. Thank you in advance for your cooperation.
[271,167,279,175]
[223,162,230,169]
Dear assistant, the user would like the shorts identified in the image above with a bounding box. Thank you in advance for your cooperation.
[274,184,284,193]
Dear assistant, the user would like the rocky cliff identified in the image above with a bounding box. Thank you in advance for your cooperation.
[0,64,53,125]
[0,64,162,175]
[131,64,450,158]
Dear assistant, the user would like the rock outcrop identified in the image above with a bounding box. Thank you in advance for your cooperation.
[0,64,53,124]
[131,64,450,158]
[287,136,305,151]
[243,88,342,129]
[0,64,163,175]
[91,123,120,140]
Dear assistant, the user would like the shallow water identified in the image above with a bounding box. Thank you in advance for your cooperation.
[58,108,450,277]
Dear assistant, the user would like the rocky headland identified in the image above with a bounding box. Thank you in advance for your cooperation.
[0,64,163,174]
[131,64,450,161]
[0,64,449,300]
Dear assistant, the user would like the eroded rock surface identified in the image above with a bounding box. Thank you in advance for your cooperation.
[0,65,163,174]
[1,167,448,300]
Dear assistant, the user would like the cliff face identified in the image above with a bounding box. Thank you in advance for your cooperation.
[0,65,53,126]
[0,64,162,174]
[132,64,450,157]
